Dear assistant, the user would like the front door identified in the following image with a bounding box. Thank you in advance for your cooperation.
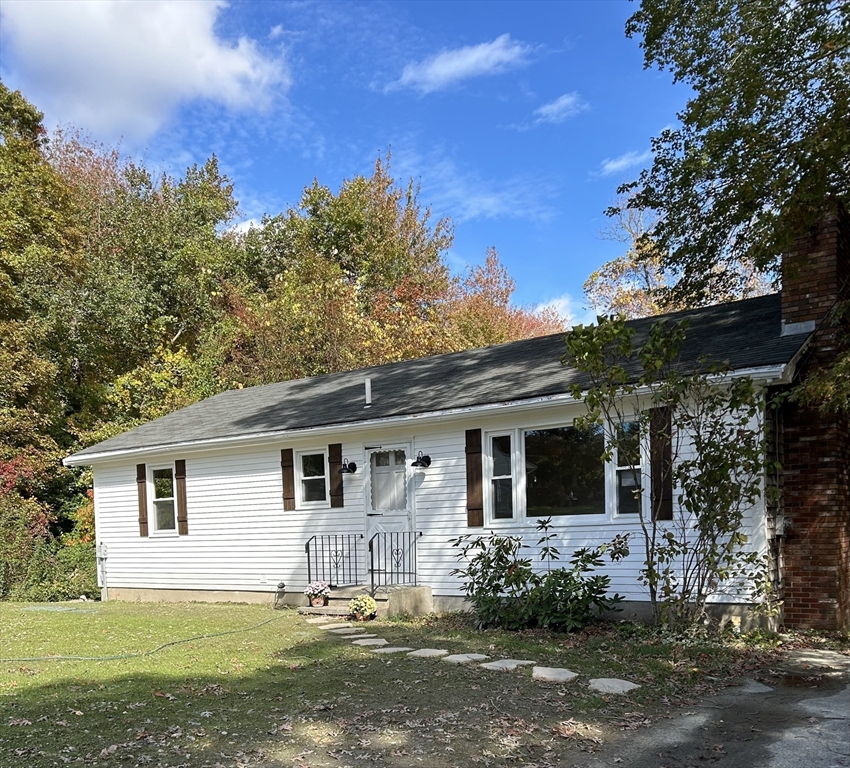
[365,445,415,587]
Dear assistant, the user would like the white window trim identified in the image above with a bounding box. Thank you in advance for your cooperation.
[295,448,330,509]
[484,420,638,525]
[148,463,178,536]
[611,421,651,518]
[485,432,518,523]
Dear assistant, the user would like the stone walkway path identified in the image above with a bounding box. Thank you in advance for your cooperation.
[304,614,641,694]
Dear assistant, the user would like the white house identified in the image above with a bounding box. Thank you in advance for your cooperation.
[64,293,811,617]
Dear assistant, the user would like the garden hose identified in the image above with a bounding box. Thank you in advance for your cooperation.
[0,611,289,663]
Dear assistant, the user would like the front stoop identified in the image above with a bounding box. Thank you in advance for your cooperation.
[296,584,432,618]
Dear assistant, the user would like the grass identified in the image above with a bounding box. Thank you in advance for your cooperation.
[0,600,822,768]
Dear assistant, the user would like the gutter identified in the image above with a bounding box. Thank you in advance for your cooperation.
[63,363,791,467]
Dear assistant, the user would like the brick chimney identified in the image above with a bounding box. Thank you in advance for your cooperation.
[779,202,850,631]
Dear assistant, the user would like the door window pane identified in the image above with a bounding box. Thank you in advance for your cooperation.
[371,451,407,511]
[525,426,605,516]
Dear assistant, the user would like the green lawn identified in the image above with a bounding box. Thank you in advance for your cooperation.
[0,601,787,768]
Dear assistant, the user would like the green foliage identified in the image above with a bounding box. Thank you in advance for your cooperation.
[619,0,849,302]
[0,86,567,602]
[564,315,774,630]
[450,518,628,631]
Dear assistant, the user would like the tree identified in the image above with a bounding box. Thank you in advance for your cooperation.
[447,248,568,347]
[564,316,773,629]
[618,1,848,296]
[588,197,773,320]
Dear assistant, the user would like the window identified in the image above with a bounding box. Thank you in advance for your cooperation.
[490,434,514,520]
[525,425,605,517]
[297,451,329,506]
[151,466,176,531]
[371,449,407,511]
[615,421,642,515]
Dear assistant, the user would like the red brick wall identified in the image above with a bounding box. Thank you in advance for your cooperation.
[781,204,850,631]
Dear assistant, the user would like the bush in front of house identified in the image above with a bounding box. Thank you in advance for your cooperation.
[450,519,629,631]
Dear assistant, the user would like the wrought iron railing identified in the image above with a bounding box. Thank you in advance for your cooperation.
[305,534,364,587]
[368,531,422,595]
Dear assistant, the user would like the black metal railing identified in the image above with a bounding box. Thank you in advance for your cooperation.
[368,531,422,595]
[305,534,364,587]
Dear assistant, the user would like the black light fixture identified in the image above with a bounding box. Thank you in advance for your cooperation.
[411,451,432,468]
[339,458,357,474]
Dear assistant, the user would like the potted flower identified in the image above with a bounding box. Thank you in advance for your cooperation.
[348,594,378,621]
[304,581,331,607]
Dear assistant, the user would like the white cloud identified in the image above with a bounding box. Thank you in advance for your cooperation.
[535,293,595,327]
[0,0,288,141]
[597,149,653,177]
[390,33,530,93]
[532,92,587,125]
[408,153,555,224]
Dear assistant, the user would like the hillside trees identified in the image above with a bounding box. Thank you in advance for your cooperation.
[0,85,565,599]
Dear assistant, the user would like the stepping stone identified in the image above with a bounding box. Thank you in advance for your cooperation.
[304,617,337,624]
[442,653,489,664]
[351,638,388,647]
[370,647,415,654]
[589,678,640,694]
[407,648,449,658]
[480,659,535,672]
[532,666,579,684]
[328,627,367,635]
[317,622,354,630]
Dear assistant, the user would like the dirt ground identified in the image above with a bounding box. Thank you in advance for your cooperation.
[579,648,850,768]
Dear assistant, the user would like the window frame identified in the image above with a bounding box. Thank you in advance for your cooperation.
[148,463,177,535]
[486,432,517,522]
[612,420,648,518]
[483,417,648,525]
[295,448,331,509]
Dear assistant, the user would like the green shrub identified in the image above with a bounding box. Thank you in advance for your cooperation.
[451,518,629,631]
[8,539,98,602]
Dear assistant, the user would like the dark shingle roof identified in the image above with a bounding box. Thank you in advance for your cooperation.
[66,293,807,462]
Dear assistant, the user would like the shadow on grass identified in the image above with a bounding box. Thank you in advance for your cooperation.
[0,613,797,768]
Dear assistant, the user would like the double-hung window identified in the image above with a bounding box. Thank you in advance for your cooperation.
[150,465,176,532]
[490,435,515,520]
[297,450,329,507]
[615,421,642,515]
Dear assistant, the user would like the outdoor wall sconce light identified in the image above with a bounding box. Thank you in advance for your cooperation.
[411,451,432,468]
[339,459,357,474]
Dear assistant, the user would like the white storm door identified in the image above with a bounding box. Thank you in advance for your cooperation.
[365,446,413,541]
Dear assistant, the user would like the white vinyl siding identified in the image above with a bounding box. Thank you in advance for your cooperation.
[89,405,768,605]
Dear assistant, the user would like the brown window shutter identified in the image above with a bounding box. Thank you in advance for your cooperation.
[175,459,188,535]
[650,407,674,521]
[328,443,343,508]
[465,428,484,527]
[136,463,149,537]
[281,448,295,511]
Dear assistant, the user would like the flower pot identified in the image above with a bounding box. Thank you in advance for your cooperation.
[353,612,374,622]
[310,596,328,607]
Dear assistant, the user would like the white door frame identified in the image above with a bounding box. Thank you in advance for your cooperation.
[364,442,415,542]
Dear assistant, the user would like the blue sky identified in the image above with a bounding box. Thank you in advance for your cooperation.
[0,0,686,323]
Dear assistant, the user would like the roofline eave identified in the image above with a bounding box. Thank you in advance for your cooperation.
[62,362,792,467]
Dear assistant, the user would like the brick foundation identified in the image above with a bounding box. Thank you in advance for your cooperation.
[780,204,850,631]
